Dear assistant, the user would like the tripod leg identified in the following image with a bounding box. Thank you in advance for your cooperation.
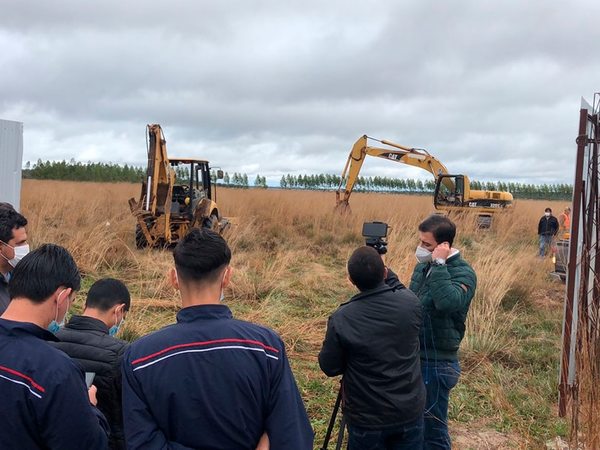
[335,416,346,450]
[320,387,342,450]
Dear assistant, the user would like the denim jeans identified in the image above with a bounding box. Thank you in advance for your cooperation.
[347,416,424,450]
[539,234,553,257]
[421,360,461,450]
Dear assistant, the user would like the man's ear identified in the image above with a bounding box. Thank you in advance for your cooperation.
[169,268,179,290]
[222,266,233,288]
[54,287,71,305]
[347,274,355,287]
[383,266,388,280]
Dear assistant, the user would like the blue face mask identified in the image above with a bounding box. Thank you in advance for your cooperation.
[108,307,125,337]
[48,320,62,334]
[47,289,69,334]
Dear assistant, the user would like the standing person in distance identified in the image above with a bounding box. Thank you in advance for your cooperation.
[410,215,476,450]
[121,228,313,449]
[558,207,571,240]
[538,207,559,257]
[0,206,29,314]
[51,278,131,450]
[319,246,425,449]
[0,244,109,449]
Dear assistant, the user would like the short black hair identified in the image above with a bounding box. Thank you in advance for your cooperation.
[545,207,552,213]
[347,246,385,291]
[9,244,81,303]
[173,228,231,284]
[0,202,15,211]
[0,208,27,244]
[418,214,456,247]
[85,278,131,311]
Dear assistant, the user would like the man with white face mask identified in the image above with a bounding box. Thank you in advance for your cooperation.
[0,206,29,314]
[0,244,109,449]
[122,228,313,449]
[51,278,131,450]
[409,214,477,450]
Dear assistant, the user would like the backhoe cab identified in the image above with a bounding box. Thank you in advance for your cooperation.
[128,124,228,248]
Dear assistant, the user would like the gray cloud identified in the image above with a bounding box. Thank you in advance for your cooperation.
[1,0,598,185]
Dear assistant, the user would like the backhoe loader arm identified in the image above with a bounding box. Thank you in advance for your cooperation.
[146,124,176,215]
[335,135,453,207]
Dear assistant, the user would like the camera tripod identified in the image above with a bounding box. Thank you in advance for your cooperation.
[320,385,346,450]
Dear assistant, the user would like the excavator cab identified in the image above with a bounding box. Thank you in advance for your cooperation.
[434,175,465,207]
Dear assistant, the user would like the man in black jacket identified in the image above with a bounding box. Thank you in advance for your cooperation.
[0,206,29,314]
[319,246,425,449]
[538,207,559,257]
[52,278,130,450]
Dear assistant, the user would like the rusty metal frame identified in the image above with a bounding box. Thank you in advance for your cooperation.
[559,94,600,429]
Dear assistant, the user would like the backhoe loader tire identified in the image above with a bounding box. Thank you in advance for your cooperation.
[202,214,219,232]
[135,224,148,249]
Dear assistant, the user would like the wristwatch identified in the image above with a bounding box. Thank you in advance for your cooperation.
[432,257,446,266]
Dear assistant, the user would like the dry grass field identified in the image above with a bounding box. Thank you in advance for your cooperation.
[21,179,570,449]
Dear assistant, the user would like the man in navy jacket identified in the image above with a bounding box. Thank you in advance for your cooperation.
[122,228,313,449]
[0,244,109,449]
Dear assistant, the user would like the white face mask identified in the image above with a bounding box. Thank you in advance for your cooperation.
[0,242,30,268]
[545,212,551,217]
[415,246,433,263]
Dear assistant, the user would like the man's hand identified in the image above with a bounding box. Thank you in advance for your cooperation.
[255,433,269,450]
[432,242,451,261]
[88,385,98,406]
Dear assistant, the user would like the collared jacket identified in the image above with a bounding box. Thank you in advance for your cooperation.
[0,273,10,314]
[122,304,313,450]
[0,318,109,449]
[318,282,425,429]
[51,315,128,450]
[538,215,559,236]
[410,251,477,362]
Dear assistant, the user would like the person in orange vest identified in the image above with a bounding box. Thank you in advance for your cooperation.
[558,207,571,240]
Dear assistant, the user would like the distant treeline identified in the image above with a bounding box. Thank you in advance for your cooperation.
[22,160,572,200]
[279,173,573,200]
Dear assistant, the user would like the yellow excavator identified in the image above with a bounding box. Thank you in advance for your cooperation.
[128,124,228,248]
[335,135,513,226]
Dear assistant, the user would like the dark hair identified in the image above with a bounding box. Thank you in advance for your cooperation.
[173,228,231,284]
[545,208,552,213]
[347,246,385,291]
[0,208,27,244]
[9,244,81,303]
[418,214,456,247]
[85,278,131,311]
[0,202,15,211]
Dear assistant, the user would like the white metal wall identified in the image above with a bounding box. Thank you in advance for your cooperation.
[0,119,24,210]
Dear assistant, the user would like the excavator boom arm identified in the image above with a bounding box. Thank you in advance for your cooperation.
[336,135,452,205]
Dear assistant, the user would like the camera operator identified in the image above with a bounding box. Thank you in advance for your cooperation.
[319,245,425,449]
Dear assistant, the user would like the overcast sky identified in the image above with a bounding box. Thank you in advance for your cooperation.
[1,0,598,184]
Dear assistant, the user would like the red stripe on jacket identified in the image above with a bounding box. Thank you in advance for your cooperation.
[131,338,280,365]
[0,364,46,393]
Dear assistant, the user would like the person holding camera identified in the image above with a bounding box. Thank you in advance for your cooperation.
[319,245,425,449]
[410,215,476,449]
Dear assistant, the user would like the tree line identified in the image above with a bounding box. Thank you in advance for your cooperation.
[278,173,573,200]
[22,160,572,200]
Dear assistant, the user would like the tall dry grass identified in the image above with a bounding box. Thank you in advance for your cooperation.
[19,180,569,447]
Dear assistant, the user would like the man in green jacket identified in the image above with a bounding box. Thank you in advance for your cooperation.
[410,215,476,450]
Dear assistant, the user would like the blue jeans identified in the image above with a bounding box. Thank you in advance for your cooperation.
[421,360,461,450]
[539,234,553,257]
[347,416,424,450]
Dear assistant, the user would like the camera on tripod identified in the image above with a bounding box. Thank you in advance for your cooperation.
[362,221,389,255]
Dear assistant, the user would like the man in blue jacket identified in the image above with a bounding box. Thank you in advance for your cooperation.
[0,244,109,449]
[122,228,313,449]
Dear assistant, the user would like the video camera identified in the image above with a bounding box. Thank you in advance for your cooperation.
[362,221,389,255]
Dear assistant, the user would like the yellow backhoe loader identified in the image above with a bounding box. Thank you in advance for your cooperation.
[128,124,228,248]
[335,135,513,226]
